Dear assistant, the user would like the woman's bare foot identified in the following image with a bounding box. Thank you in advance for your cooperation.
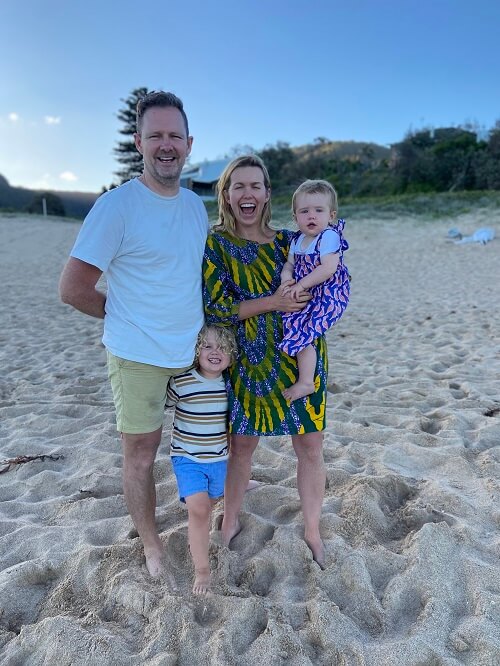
[144,547,163,578]
[283,380,315,402]
[305,535,325,570]
[220,518,242,547]
[193,567,211,595]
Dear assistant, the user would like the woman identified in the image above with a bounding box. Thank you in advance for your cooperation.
[203,155,328,567]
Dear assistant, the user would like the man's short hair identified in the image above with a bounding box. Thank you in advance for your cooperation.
[136,91,189,136]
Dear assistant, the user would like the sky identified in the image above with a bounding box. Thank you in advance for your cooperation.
[1,0,499,193]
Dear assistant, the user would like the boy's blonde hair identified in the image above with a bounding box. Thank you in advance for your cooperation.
[292,179,338,221]
[214,154,272,237]
[195,324,238,365]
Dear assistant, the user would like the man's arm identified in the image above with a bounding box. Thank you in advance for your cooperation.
[59,257,106,319]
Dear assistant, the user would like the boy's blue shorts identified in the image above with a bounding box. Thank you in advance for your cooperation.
[171,456,227,503]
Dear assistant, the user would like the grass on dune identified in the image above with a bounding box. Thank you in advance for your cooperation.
[269,190,500,225]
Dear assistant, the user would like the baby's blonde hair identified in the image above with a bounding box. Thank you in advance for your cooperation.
[292,179,338,221]
[195,324,237,365]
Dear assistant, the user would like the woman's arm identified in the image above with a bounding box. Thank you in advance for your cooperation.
[238,287,311,320]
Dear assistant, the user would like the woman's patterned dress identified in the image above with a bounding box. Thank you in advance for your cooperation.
[203,229,327,436]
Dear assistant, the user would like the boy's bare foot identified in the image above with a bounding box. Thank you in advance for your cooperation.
[193,567,211,595]
[220,518,242,547]
[305,535,325,570]
[246,480,260,491]
[283,381,315,402]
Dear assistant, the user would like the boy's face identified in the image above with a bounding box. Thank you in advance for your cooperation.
[197,330,232,379]
[294,192,335,239]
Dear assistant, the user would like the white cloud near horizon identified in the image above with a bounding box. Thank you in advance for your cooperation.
[8,113,19,122]
[44,116,61,125]
[59,171,78,182]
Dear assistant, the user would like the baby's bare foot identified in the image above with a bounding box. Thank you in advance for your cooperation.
[193,567,211,595]
[283,381,315,402]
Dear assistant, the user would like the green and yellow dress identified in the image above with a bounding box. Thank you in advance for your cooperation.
[203,229,327,436]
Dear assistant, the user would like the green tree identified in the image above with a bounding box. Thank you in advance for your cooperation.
[26,192,66,217]
[258,141,298,193]
[114,87,148,184]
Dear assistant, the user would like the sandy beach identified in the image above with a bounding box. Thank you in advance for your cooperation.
[0,210,499,665]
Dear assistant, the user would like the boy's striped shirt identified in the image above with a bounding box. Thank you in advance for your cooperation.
[166,369,229,462]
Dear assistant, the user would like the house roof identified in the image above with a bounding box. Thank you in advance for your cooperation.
[181,158,230,184]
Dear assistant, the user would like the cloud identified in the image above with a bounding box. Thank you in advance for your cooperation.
[59,171,78,183]
[44,116,61,125]
[8,113,19,122]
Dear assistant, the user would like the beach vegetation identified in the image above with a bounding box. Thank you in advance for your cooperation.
[113,87,149,185]
[26,192,66,217]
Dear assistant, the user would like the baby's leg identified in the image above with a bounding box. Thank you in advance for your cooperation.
[185,492,213,595]
[283,344,317,402]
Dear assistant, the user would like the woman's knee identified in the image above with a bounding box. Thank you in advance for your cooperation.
[229,435,259,463]
[292,433,324,463]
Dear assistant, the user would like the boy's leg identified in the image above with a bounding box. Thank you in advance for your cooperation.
[283,344,316,402]
[185,492,213,595]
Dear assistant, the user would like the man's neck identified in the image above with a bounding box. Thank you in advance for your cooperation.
[139,173,180,197]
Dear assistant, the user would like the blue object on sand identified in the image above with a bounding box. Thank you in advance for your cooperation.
[454,227,495,245]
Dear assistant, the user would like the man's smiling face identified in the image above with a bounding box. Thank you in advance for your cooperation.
[135,106,192,195]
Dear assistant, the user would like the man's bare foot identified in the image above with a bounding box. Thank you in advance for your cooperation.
[246,480,260,491]
[193,567,211,595]
[283,380,315,402]
[220,518,242,547]
[305,535,326,570]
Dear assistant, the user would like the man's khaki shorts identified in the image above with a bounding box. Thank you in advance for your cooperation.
[107,352,191,434]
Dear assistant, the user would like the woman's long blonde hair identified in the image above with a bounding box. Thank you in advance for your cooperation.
[213,155,272,236]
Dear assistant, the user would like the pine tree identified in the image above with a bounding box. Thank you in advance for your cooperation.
[113,87,148,184]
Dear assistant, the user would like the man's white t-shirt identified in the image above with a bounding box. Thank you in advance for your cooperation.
[70,178,209,368]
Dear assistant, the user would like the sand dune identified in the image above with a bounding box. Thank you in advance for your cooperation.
[0,212,499,665]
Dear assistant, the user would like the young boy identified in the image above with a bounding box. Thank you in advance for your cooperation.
[166,324,237,595]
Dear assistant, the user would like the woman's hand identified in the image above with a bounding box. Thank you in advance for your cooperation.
[278,279,295,297]
[271,284,311,312]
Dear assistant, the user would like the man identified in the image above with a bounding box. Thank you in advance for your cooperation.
[59,91,209,579]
